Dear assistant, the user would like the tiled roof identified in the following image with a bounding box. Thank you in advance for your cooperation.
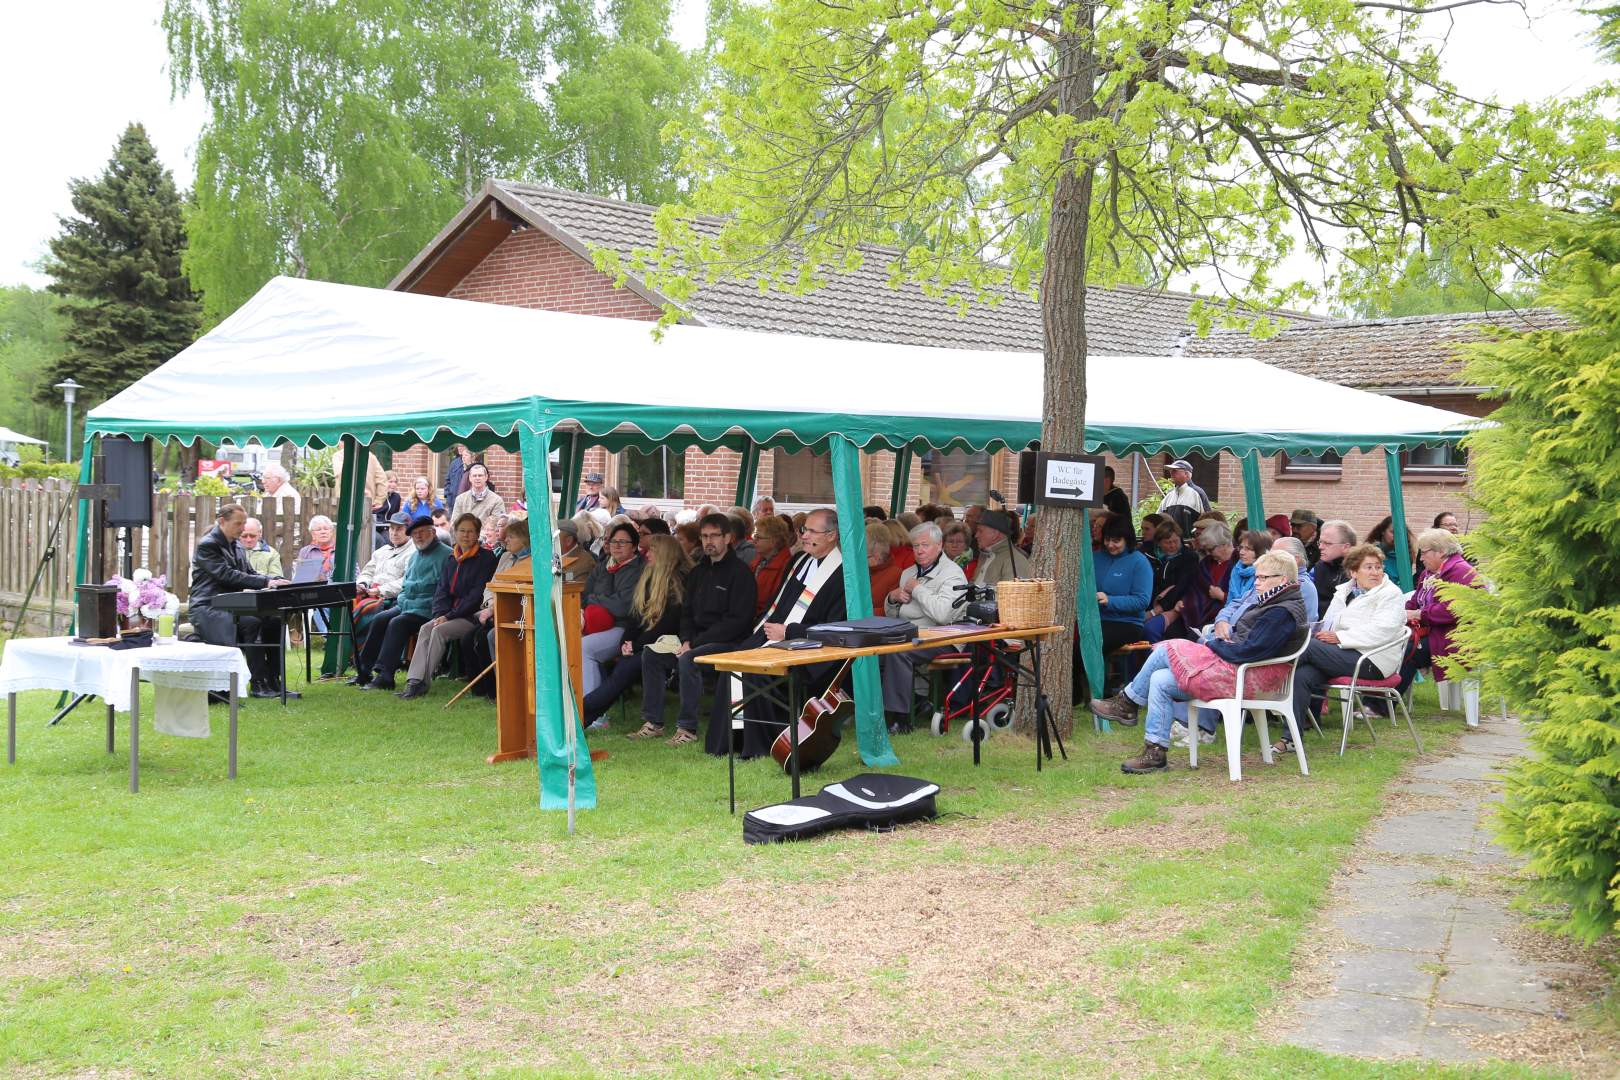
[1185,308,1572,388]
[495,181,1316,356]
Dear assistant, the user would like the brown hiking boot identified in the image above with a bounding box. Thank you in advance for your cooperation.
[1121,741,1168,774]
[1090,692,1140,726]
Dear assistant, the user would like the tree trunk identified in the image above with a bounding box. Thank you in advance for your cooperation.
[1014,13,1095,738]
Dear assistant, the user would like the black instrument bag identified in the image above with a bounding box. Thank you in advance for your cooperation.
[743,773,939,844]
[806,616,916,648]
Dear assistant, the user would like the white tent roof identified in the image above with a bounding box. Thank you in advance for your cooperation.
[88,275,1476,455]
[0,426,47,445]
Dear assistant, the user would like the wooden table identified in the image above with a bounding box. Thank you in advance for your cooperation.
[698,624,1066,811]
[487,571,583,765]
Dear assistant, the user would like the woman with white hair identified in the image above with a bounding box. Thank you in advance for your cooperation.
[296,514,338,633]
[1397,527,1480,695]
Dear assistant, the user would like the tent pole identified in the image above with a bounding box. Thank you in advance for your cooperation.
[68,444,94,631]
[1074,508,1105,705]
[830,435,899,767]
[1384,449,1415,591]
[1241,451,1265,531]
[1130,452,1142,509]
[888,445,913,519]
[733,438,759,508]
[521,419,598,811]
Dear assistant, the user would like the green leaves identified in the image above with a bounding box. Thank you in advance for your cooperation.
[1453,206,1620,943]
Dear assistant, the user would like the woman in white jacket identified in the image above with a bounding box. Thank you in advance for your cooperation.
[1291,542,1409,730]
[880,521,968,729]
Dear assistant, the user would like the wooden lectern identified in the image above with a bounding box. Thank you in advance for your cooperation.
[487,565,584,764]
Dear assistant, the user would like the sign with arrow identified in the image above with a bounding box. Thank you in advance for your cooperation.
[1035,452,1105,509]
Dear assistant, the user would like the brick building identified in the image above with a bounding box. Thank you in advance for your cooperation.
[381,179,1563,530]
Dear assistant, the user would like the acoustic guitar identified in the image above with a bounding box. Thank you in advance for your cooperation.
[772,662,855,774]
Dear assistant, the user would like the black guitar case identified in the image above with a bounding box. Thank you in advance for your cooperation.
[743,773,940,845]
[807,616,917,647]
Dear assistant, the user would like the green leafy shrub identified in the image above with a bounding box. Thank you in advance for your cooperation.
[191,474,230,497]
[1452,206,1620,944]
[294,447,336,491]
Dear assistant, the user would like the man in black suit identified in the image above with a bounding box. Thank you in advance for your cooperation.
[189,502,293,699]
[708,507,848,757]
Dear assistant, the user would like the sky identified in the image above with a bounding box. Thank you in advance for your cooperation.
[0,1,1609,295]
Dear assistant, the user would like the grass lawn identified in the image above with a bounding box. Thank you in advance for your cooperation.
[0,647,1588,1078]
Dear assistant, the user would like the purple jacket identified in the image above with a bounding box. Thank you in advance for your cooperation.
[1406,553,1478,670]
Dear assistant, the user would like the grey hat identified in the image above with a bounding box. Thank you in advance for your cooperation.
[557,519,580,538]
[978,509,1014,536]
[387,510,412,527]
[584,472,604,484]
[1165,458,1195,473]
[1289,508,1317,526]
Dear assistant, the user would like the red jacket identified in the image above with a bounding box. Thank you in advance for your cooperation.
[752,548,793,618]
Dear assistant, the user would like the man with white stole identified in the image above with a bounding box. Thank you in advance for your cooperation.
[707,508,847,758]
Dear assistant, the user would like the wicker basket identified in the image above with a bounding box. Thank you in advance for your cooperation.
[996,578,1055,629]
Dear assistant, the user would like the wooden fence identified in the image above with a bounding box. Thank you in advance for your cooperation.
[1,481,373,610]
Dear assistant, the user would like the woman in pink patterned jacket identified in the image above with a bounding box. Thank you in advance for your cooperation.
[1397,527,1480,694]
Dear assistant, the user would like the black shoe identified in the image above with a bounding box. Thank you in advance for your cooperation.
[344,675,364,686]
[250,687,282,699]
[396,680,428,700]
[885,711,913,735]
[360,676,395,692]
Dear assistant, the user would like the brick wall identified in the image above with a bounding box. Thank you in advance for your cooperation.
[448,229,665,321]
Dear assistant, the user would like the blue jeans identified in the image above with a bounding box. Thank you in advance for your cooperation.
[1122,645,1190,748]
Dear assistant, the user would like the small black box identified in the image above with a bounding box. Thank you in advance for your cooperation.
[75,583,119,639]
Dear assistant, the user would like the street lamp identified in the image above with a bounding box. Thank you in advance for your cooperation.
[55,378,81,466]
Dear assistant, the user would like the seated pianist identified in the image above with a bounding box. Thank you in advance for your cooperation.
[189,502,294,700]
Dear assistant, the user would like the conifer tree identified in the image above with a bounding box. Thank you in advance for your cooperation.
[37,123,200,404]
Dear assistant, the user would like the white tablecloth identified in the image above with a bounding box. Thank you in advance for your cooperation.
[0,637,253,713]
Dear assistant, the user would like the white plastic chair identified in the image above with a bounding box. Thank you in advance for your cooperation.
[1187,632,1313,782]
[1327,628,1422,753]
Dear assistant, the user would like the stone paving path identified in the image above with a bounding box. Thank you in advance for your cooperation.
[1275,714,1598,1064]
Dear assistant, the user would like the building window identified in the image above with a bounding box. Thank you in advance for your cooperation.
[1278,450,1343,476]
[772,449,835,505]
[919,449,994,508]
[1402,444,1468,477]
[618,447,685,500]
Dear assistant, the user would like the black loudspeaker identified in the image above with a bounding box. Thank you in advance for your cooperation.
[1016,450,1038,505]
[103,437,154,527]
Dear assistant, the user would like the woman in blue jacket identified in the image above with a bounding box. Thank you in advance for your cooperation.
[1092,514,1154,655]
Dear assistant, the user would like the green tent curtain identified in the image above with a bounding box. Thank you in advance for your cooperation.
[1384,449,1415,591]
[321,436,369,676]
[1242,451,1266,530]
[733,438,760,508]
[888,445,913,519]
[1074,508,1105,698]
[830,435,899,767]
[521,420,598,809]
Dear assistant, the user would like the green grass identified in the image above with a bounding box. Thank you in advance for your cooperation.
[0,651,1581,1077]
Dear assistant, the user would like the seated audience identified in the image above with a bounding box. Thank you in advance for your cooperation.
[239,516,283,578]
[1138,512,1168,553]
[568,511,603,559]
[634,517,755,744]
[1433,511,1461,535]
[674,521,701,562]
[1227,530,1274,606]
[261,462,301,509]
[1270,537,1318,624]
[1290,509,1320,565]
[972,508,1024,587]
[750,515,794,617]
[1290,542,1408,741]
[353,510,416,641]
[637,515,671,557]
[557,518,597,582]
[941,520,971,569]
[1093,514,1153,656]
[1366,515,1418,581]
[579,521,645,696]
[896,511,921,531]
[752,496,776,518]
[465,518,533,697]
[1179,521,1237,633]
[1092,551,1306,771]
[728,507,757,566]
[1265,514,1291,538]
[868,521,903,606]
[1144,520,1199,641]
[863,505,887,521]
[353,515,451,691]
[431,507,452,545]
[1311,520,1356,619]
[883,518,915,569]
[581,534,689,731]
[1397,527,1480,696]
[394,513,500,699]
[298,515,337,579]
[599,485,623,517]
[880,521,969,729]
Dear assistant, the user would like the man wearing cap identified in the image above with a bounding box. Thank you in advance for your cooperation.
[1157,459,1211,515]
[576,472,605,513]
[556,519,597,582]
[973,509,1025,588]
[352,510,419,642]
[634,512,756,745]
[1290,509,1320,567]
[351,515,451,690]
